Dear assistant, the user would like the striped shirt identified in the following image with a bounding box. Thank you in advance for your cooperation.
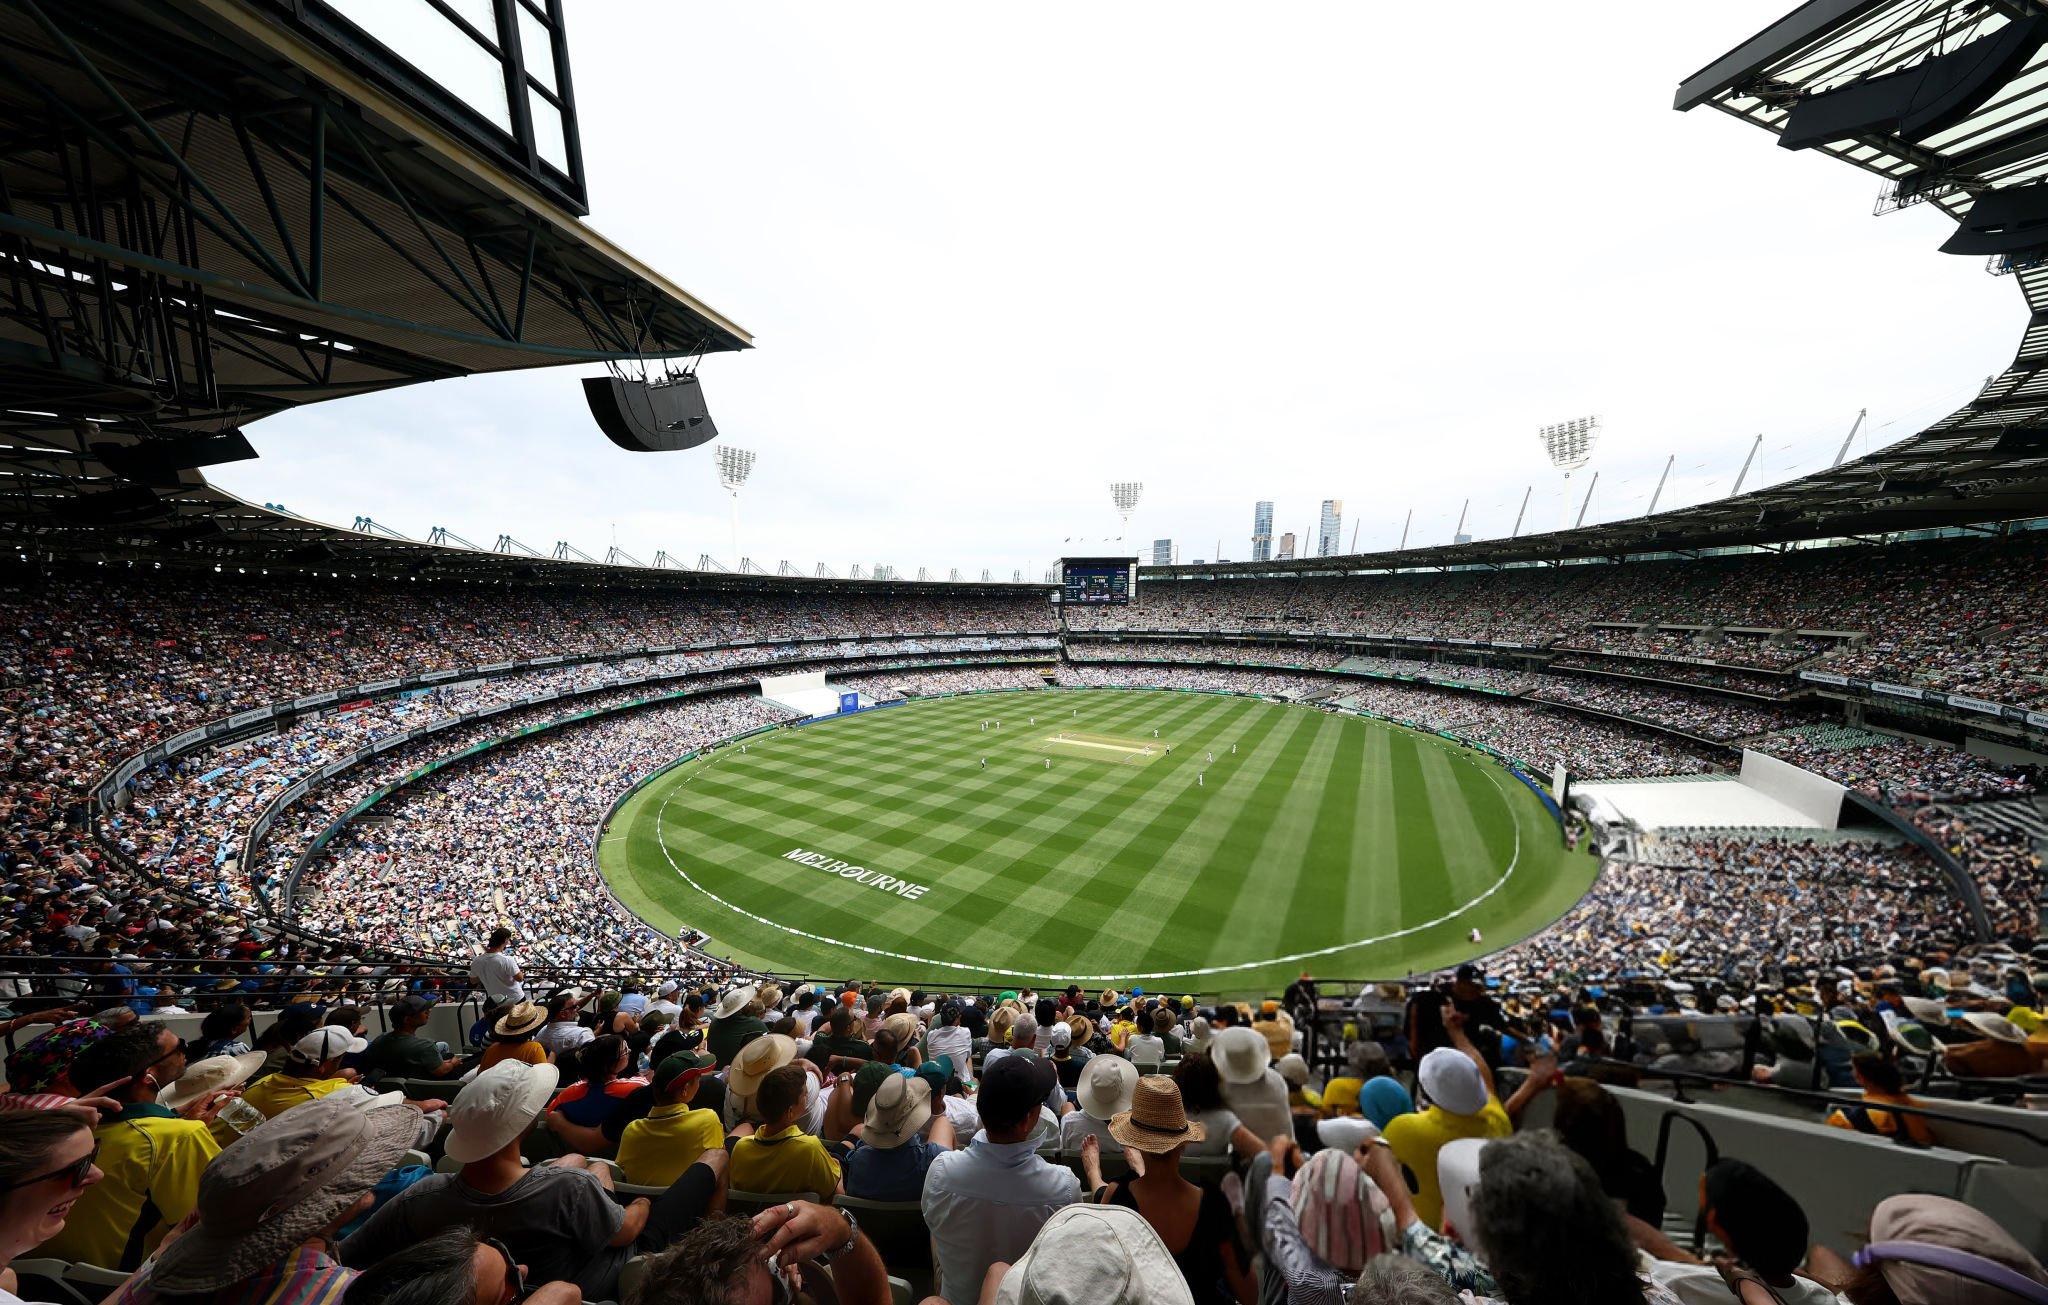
[117,1246,355,1304]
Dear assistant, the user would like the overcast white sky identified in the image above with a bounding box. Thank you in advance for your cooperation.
[214,3,2026,577]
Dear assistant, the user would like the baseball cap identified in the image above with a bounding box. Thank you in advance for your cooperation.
[979,1052,1057,1130]
[652,1050,716,1094]
[391,994,436,1021]
[294,1026,367,1062]
[1417,1047,1489,1116]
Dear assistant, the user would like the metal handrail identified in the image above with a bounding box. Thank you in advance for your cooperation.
[1582,1057,2048,1151]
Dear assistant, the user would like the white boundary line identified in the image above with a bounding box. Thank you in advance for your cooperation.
[645,695,1529,982]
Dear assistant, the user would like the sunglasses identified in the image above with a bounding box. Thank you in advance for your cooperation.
[145,1037,189,1071]
[3,1142,99,1192]
[484,1236,528,1303]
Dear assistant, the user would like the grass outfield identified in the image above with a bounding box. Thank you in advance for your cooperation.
[600,688,1598,993]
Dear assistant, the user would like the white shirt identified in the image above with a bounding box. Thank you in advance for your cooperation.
[1126,1033,1166,1066]
[468,950,523,1003]
[940,1092,981,1137]
[1185,1107,1241,1158]
[646,999,682,1020]
[1649,1263,1844,1305]
[539,1020,593,1057]
[1222,1068,1293,1147]
[927,1023,973,1071]
[1058,1110,1123,1155]
[923,1133,1082,1302]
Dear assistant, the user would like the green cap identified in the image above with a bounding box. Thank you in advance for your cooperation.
[654,1049,717,1093]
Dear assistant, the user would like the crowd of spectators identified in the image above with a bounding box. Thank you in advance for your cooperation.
[1753,728,2037,805]
[2,954,2041,1305]
[0,543,2042,1302]
[1527,679,1811,742]
[848,666,1052,698]
[1063,534,2048,704]
[293,692,787,969]
[1494,836,1960,990]
[1908,806,2045,943]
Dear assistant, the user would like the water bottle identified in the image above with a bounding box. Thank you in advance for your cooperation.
[214,1095,266,1138]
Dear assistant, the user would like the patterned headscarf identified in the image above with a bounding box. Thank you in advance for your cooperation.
[1291,1147,1381,1273]
[5,1015,118,1094]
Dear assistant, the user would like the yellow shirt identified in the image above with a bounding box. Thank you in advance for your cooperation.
[38,1104,220,1270]
[239,1070,354,1120]
[731,1123,841,1198]
[618,1101,726,1187]
[1382,1097,1511,1230]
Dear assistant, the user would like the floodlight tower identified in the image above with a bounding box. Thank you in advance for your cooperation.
[1538,416,1600,533]
[715,445,756,560]
[1109,481,1143,541]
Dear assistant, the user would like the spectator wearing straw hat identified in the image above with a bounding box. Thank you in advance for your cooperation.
[1080,1073,1252,1305]
[114,1092,419,1303]
[238,1026,368,1121]
[724,1033,825,1135]
[844,1071,955,1201]
[1063,1053,1138,1158]
[1211,1026,1292,1147]
[1943,1012,2034,1078]
[479,1000,549,1071]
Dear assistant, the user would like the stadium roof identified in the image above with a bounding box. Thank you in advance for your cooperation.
[0,0,748,513]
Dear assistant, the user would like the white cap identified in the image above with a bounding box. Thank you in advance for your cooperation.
[295,1026,367,1061]
[1417,1047,1488,1116]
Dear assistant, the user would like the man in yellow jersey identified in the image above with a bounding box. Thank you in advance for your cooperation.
[240,1026,372,1120]
[36,1024,228,1270]
[617,1050,723,1187]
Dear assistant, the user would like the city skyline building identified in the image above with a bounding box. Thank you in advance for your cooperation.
[1316,499,1343,557]
[1277,531,1296,560]
[1151,538,1173,566]
[1251,500,1273,562]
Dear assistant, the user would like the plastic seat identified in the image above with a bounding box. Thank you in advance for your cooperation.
[9,1260,88,1305]
[835,1194,933,1298]
[61,1263,128,1292]
[728,1187,823,1215]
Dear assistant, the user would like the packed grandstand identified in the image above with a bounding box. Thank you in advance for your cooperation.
[4,1,2048,1303]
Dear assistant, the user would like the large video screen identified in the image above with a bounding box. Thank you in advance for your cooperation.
[1061,557,1135,605]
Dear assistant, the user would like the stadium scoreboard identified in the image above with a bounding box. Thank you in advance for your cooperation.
[1060,556,1137,605]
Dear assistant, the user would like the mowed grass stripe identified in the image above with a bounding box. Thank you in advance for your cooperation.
[1387,730,1453,922]
[1348,723,1402,942]
[1276,708,1367,949]
[1183,706,1346,957]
